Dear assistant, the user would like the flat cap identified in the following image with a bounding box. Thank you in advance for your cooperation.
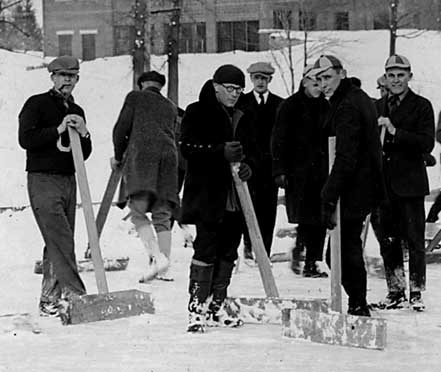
[376,75,386,88]
[247,62,275,76]
[384,54,411,70]
[137,71,166,89]
[47,55,79,74]
[213,64,245,87]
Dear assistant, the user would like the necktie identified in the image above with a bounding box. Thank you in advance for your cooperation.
[388,95,399,115]
[259,93,265,107]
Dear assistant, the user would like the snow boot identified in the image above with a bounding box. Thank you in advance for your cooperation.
[206,260,243,328]
[410,291,425,312]
[187,263,214,333]
[39,300,59,317]
[302,261,328,278]
[156,231,174,281]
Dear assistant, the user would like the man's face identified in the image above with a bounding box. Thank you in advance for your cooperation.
[51,72,79,96]
[250,73,271,94]
[316,68,345,98]
[385,68,412,96]
[213,82,243,107]
[303,77,322,98]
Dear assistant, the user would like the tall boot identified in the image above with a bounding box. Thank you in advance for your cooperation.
[187,263,214,333]
[207,260,243,328]
[137,224,169,283]
[156,231,173,281]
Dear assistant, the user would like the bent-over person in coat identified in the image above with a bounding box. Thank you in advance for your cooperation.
[112,71,178,282]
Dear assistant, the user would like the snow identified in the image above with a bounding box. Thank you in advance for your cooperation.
[1,30,441,370]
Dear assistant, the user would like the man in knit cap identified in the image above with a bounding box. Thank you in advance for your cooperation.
[18,56,91,316]
[374,55,434,311]
[180,64,257,332]
[239,62,283,264]
[112,70,179,282]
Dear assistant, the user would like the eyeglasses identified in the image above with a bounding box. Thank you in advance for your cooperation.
[221,84,243,94]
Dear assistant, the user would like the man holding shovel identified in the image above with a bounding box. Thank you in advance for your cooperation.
[19,56,91,317]
[312,55,385,316]
[180,65,256,332]
[112,71,179,283]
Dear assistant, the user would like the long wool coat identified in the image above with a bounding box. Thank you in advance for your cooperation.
[271,87,329,225]
[179,80,257,225]
[113,87,178,208]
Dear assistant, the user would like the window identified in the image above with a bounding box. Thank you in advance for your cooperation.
[114,26,134,56]
[299,11,316,31]
[216,20,259,52]
[273,9,292,29]
[82,34,96,61]
[179,22,206,53]
[335,11,349,30]
[58,34,72,56]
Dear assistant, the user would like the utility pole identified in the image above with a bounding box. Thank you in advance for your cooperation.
[132,0,150,89]
[389,0,399,56]
[151,1,181,105]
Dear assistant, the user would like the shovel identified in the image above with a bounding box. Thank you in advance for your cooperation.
[58,128,154,325]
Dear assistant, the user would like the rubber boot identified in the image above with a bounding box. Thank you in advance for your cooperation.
[206,260,243,328]
[187,263,214,333]
[137,224,169,283]
[156,231,173,281]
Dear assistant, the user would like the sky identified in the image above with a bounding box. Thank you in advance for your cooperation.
[32,0,42,26]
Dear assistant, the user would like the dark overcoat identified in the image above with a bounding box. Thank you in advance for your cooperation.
[179,80,257,225]
[113,87,178,207]
[375,89,434,197]
[322,78,385,220]
[271,87,329,224]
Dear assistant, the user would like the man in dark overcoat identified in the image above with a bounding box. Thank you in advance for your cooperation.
[375,55,434,311]
[180,65,256,332]
[18,56,91,316]
[312,55,385,316]
[112,71,178,282]
[272,65,329,277]
[239,62,283,261]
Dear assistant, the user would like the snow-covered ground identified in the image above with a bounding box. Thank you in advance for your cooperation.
[1,30,441,371]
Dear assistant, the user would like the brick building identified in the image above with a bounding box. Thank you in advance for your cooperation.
[42,0,441,60]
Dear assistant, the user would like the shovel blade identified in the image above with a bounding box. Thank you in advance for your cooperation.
[59,289,154,325]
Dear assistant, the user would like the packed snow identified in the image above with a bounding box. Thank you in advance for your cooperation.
[1,30,441,371]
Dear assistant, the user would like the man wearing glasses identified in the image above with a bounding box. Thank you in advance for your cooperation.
[180,64,257,332]
[239,62,283,264]
[19,56,91,317]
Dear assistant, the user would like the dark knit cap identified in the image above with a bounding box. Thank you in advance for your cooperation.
[213,64,245,88]
[137,71,166,89]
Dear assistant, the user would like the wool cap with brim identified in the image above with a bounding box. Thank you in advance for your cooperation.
[247,62,275,76]
[384,54,411,70]
[47,55,79,74]
[213,64,245,88]
[310,55,343,76]
[137,71,166,89]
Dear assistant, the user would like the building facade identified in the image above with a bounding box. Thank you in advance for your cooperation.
[42,0,441,59]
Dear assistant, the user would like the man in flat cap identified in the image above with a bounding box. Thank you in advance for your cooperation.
[239,62,283,264]
[112,71,178,282]
[18,55,91,317]
[312,55,385,316]
[180,64,257,332]
[374,55,434,311]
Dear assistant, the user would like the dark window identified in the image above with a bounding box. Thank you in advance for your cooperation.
[335,11,349,30]
[179,22,206,53]
[216,20,259,52]
[114,25,134,56]
[373,11,389,29]
[273,9,292,29]
[58,34,72,56]
[299,11,316,30]
[82,34,96,61]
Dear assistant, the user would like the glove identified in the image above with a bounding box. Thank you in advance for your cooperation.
[275,174,288,188]
[238,162,252,181]
[224,141,243,162]
[321,202,337,230]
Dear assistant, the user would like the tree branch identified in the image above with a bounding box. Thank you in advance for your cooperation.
[0,0,23,12]
[0,19,30,36]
